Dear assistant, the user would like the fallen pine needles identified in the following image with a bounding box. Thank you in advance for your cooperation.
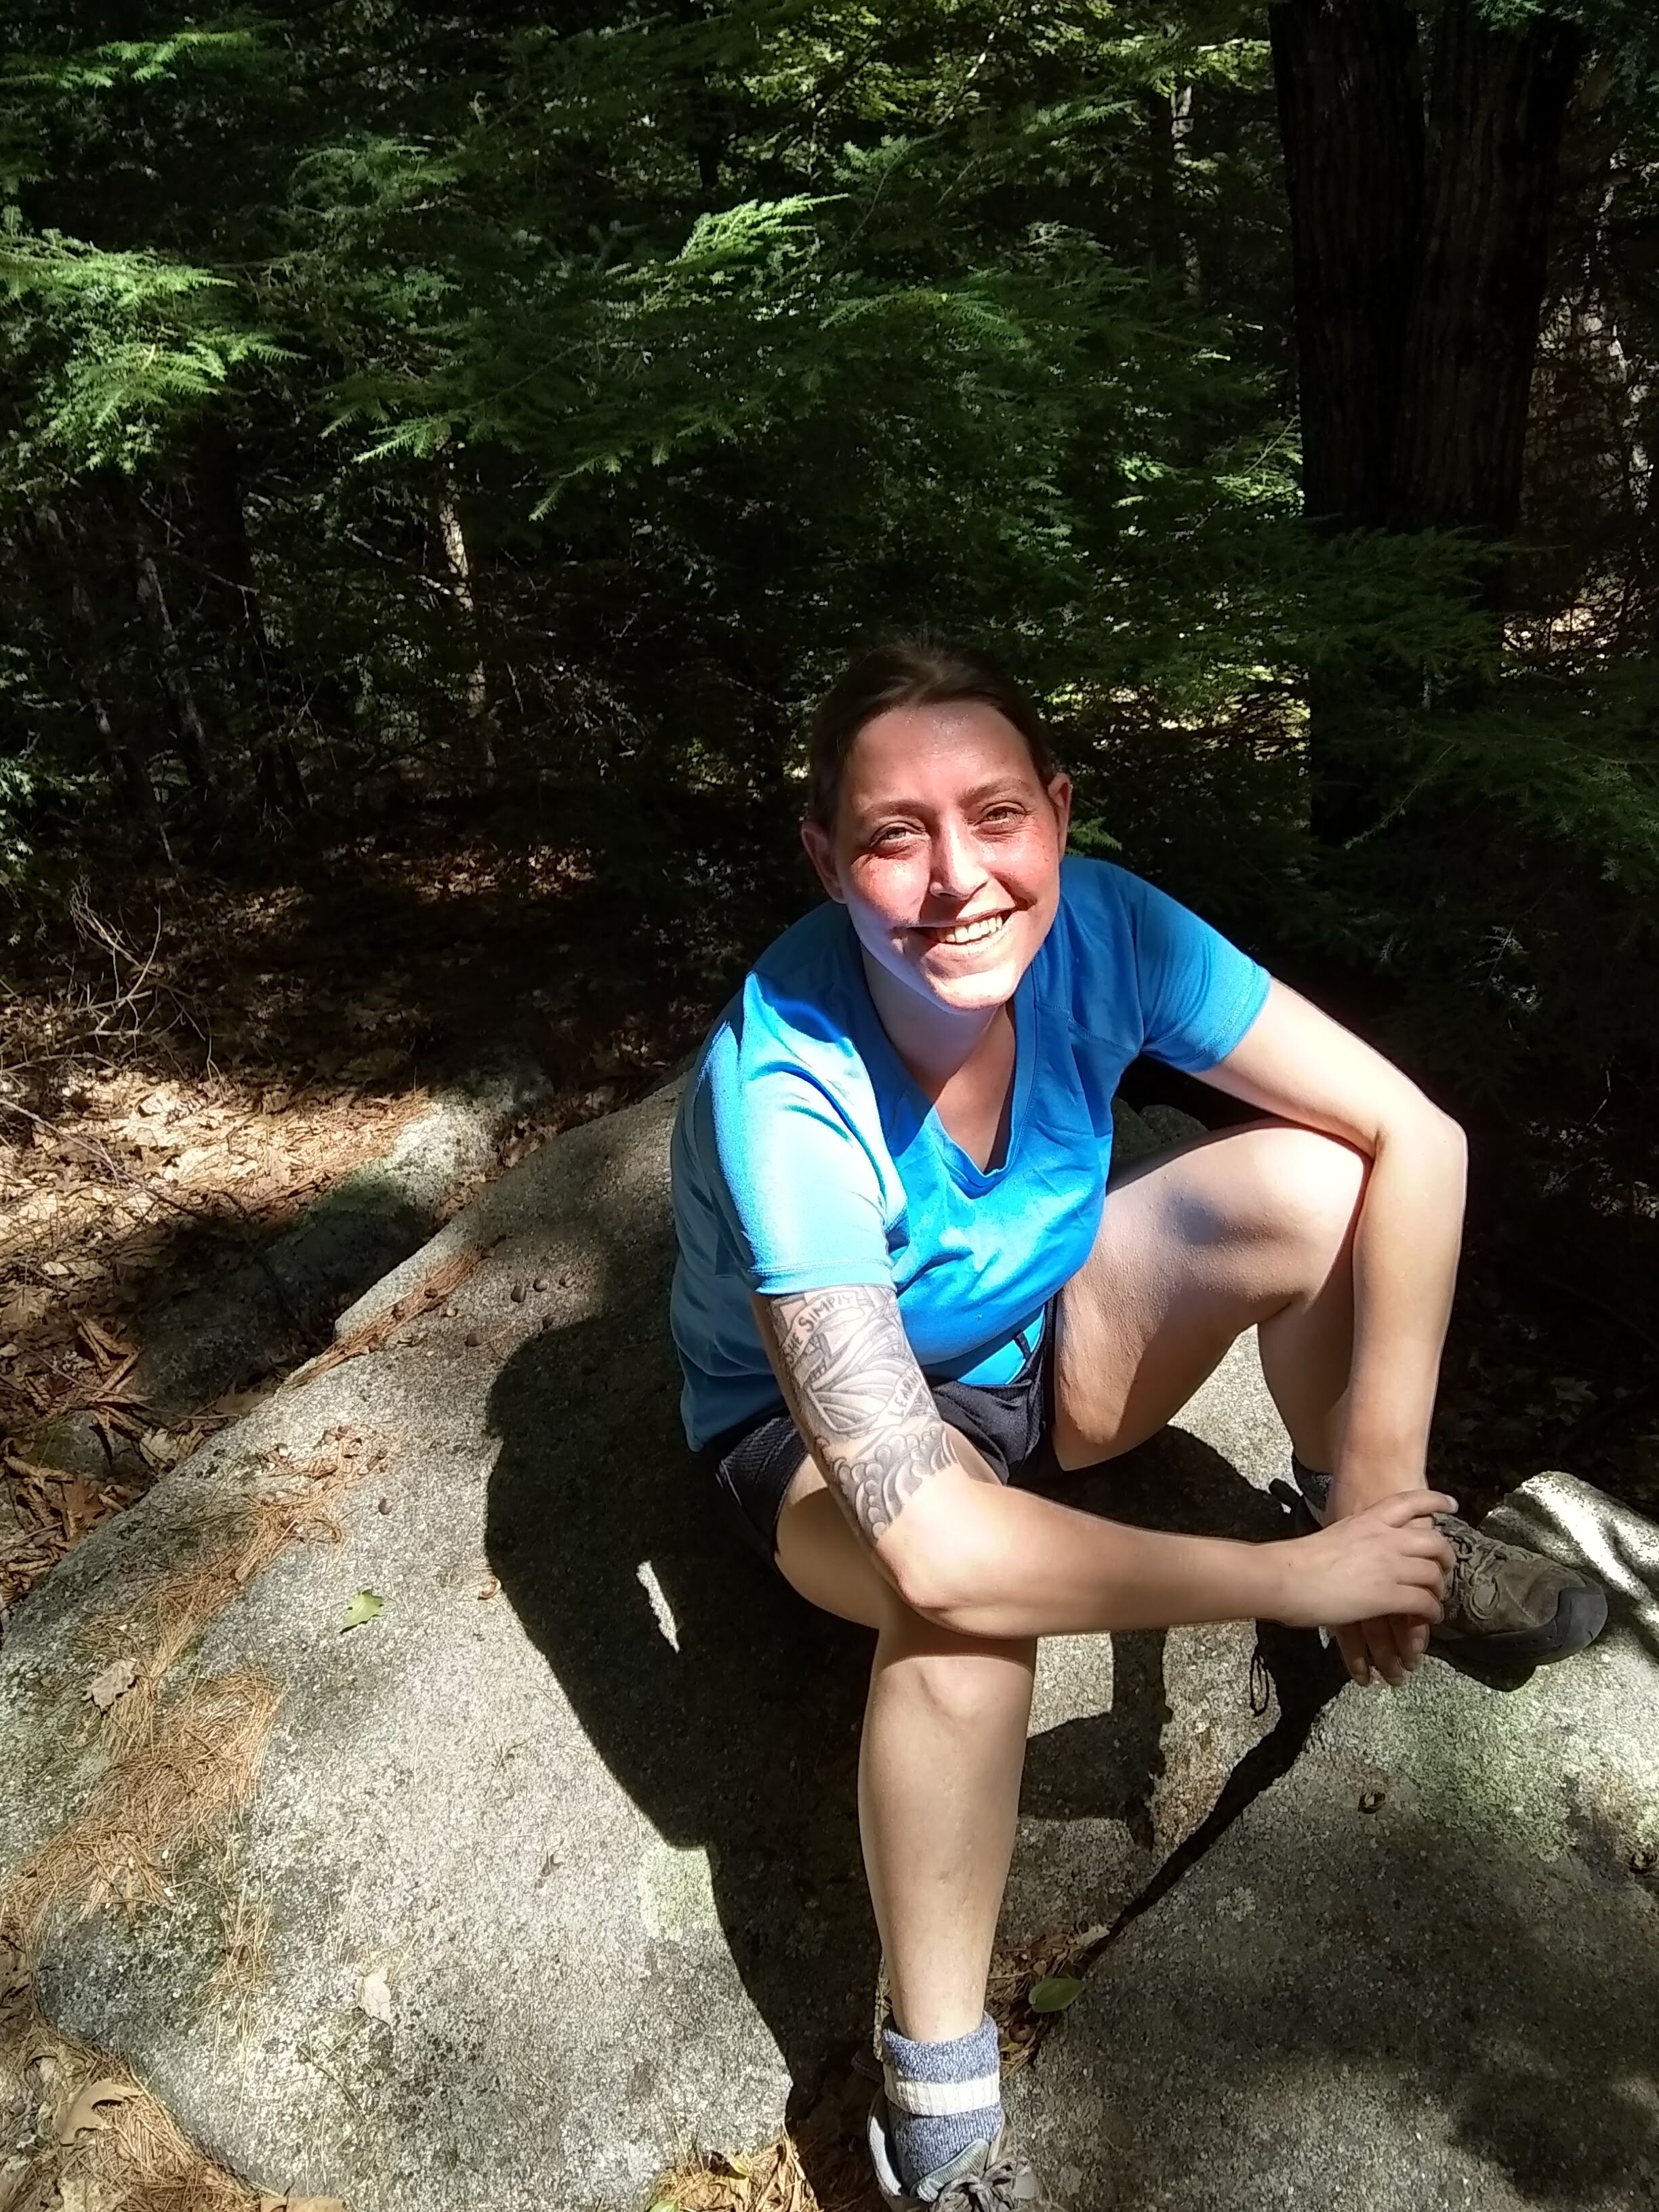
[285,1240,497,1387]
[83,1424,391,1758]
[1,1668,282,1952]
[0,1929,339,2212]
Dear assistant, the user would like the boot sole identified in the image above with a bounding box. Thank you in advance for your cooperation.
[1431,1576,1610,1671]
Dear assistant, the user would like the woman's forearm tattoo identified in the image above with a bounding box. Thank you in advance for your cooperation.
[753,1285,956,1542]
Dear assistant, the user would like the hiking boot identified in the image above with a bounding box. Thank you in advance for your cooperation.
[1292,1463,1608,1671]
[867,2091,1046,2209]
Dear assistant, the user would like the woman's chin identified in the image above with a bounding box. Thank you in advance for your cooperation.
[914,957,1022,1014]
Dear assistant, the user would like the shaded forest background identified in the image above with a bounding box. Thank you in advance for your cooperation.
[3,0,1658,1537]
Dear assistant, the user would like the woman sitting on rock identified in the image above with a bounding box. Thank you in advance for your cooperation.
[668,638,1605,2211]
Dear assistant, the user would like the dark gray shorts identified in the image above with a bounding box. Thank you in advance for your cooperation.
[700,1304,1057,1568]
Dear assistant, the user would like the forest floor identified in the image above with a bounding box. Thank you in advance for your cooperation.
[0,795,721,1628]
[3,794,1656,1635]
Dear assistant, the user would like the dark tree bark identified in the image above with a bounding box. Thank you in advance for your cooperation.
[1271,0,1581,536]
[1268,0,1582,840]
[1268,0,1424,530]
[192,418,310,815]
[1390,7,1582,533]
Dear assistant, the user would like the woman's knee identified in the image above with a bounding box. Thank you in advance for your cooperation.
[1240,1124,1368,1278]
[875,1615,1038,1731]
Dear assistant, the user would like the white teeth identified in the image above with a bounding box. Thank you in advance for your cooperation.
[935,914,1006,947]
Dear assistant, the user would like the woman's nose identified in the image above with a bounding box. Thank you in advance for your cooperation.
[928,823,983,901]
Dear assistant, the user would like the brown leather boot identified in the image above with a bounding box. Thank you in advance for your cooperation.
[1292,1460,1608,1672]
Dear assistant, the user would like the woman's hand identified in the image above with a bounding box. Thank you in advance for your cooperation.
[1270,1491,1456,1681]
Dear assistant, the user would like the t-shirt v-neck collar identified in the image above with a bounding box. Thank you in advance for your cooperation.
[846,939,1036,1191]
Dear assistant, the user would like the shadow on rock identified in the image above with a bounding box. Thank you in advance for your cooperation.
[485,1257,877,2115]
[484,1243,1307,2155]
[1035,1801,1659,2211]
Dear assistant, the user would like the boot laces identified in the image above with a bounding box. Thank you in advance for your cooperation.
[936,2160,1020,2210]
[1436,1513,1506,1621]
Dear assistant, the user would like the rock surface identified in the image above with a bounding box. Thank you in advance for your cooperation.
[1017,1469,1659,2211]
[1,1086,1655,2212]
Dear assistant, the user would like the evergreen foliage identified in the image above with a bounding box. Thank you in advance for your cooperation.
[1,0,1655,1099]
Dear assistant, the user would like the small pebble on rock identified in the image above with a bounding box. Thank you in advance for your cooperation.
[533,1275,549,1292]
[465,1329,483,1348]
[377,1496,391,1515]
[510,1283,526,1303]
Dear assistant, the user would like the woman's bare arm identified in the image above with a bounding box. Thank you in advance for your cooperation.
[1200,980,1467,1682]
[750,1284,958,1543]
[1202,979,1467,1504]
[750,1285,1452,1642]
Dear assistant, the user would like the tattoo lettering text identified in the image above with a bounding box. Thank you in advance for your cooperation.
[758,1284,956,1542]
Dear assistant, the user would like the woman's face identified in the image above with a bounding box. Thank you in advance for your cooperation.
[802,700,1072,1019]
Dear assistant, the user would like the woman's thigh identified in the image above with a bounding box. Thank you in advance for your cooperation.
[1049,1120,1365,1472]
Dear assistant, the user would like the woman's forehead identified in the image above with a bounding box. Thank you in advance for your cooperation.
[842,701,1036,800]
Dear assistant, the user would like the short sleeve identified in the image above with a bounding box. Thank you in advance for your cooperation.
[695,1027,893,1296]
[1116,868,1271,1073]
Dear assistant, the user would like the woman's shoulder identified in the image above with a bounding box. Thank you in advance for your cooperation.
[697,901,866,1087]
[1043,855,1141,967]
[1057,852,1143,913]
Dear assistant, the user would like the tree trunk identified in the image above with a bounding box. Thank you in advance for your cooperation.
[1142,85,1202,293]
[192,419,310,814]
[1271,0,1582,538]
[1389,3,1582,534]
[37,504,175,864]
[121,479,220,811]
[435,481,500,782]
[1269,0,1581,841]
[1268,0,1424,530]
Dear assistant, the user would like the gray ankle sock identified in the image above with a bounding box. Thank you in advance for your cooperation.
[881,2013,1002,2188]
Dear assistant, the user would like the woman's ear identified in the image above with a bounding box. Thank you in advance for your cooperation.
[800,817,844,901]
[1048,771,1073,853]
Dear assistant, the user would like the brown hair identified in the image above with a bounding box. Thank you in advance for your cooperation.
[804,638,1057,827]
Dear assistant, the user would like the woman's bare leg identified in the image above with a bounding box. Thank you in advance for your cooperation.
[1051,1122,1368,1473]
[771,1122,1376,2036]
[775,1443,1036,2043]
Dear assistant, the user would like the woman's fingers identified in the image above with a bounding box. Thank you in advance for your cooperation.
[1395,1612,1431,1664]
[1361,1615,1407,1685]
[1372,1488,1457,1525]
[1387,1584,1443,1623]
[1334,1623,1372,1686]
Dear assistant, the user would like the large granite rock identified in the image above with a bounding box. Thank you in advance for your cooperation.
[1,1087,1654,2212]
[1016,1470,1659,2210]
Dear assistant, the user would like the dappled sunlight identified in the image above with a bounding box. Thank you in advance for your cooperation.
[0,820,722,1629]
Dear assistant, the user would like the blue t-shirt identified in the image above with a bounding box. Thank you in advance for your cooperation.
[669,857,1269,1450]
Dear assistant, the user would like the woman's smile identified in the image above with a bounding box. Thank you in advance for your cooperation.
[801,699,1072,1033]
[913,910,1013,950]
